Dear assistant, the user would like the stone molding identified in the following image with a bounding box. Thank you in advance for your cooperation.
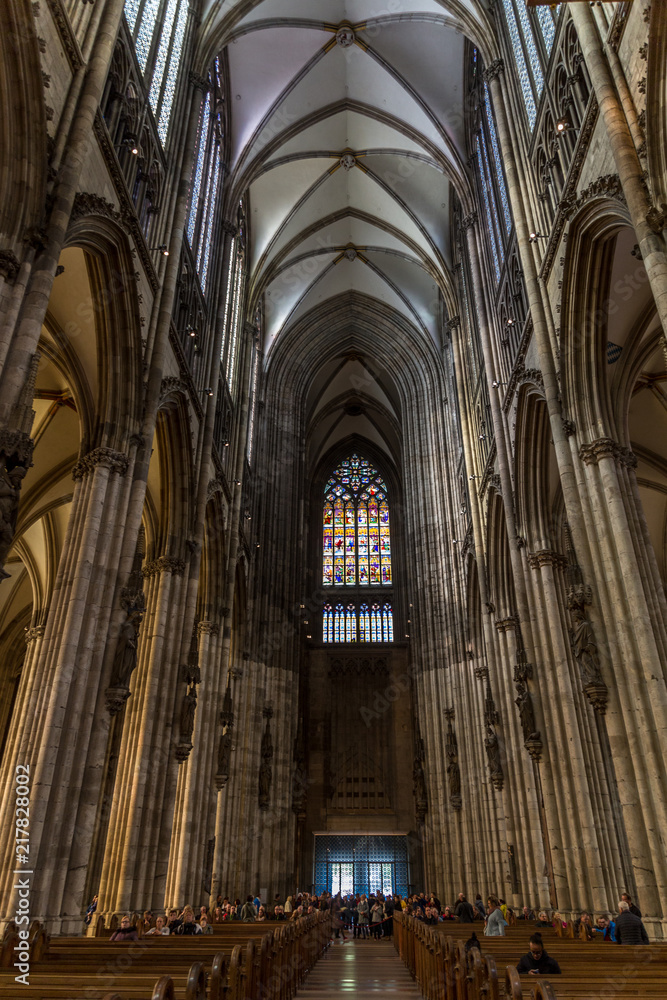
[460,213,478,232]
[142,556,186,577]
[560,173,626,222]
[579,437,637,469]
[44,0,83,71]
[503,360,544,413]
[0,430,34,467]
[72,447,129,481]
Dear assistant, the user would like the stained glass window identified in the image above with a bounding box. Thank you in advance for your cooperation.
[322,601,394,644]
[535,6,558,55]
[484,83,511,237]
[477,140,501,283]
[501,0,538,129]
[323,455,391,587]
[124,0,189,146]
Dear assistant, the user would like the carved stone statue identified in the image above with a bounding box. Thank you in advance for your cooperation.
[413,756,428,823]
[179,685,197,742]
[109,612,142,689]
[515,683,538,741]
[570,608,603,684]
[216,726,233,786]
[446,742,461,799]
[484,728,504,789]
[258,718,274,809]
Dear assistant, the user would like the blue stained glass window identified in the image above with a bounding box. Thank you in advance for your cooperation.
[477,143,501,283]
[382,604,393,643]
[484,83,512,236]
[199,153,219,290]
[359,604,370,642]
[515,1,544,93]
[156,0,188,143]
[323,604,334,643]
[535,6,558,54]
[134,0,161,72]
[334,605,345,643]
[501,0,538,130]
[226,260,243,392]
[220,240,236,363]
[187,93,210,245]
[124,0,142,33]
[345,605,357,642]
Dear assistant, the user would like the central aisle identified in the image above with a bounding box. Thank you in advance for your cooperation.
[298,937,423,997]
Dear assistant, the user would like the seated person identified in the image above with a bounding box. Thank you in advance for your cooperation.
[519,906,536,920]
[199,915,214,935]
[166,907,182,932]
[197,904,210,923]
[516,933,561,976]
[594,915,616,942]
[534,910,551,927]
[574,911,594,940]
[145,915,169,936]
[213,906,224,923]
[441,906,456,921]
[109,915,139,942]
[176,908,202,935]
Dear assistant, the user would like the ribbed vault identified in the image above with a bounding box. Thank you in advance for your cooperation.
[195,0,497,353]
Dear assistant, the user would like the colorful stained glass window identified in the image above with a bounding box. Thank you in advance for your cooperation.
[322,455,392,588]
[322,601,393,644]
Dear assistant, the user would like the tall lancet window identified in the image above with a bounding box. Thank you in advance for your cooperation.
[186,59,224,293]
[124,0,189,144]
[500,1,559,129]
[322,455,393,643]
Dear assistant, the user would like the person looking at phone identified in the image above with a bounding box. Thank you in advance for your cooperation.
[516,932,562,975]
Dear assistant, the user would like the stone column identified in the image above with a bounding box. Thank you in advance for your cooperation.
[0,446,133,932]
[0,0,127,396]
[569,5,667,358]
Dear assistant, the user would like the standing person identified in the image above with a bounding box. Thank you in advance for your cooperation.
[352,897,360,938]
[358,895,370,938]
[241,896,257,922]
[371,900,383,938]
[474,894,486,919]
[383,894,394,937]
[615,901,649,944]
[621,894,642,918]
[285,895,293,917]
[454,893,475,923]
[484,897,508,937]
[516,933,561,975]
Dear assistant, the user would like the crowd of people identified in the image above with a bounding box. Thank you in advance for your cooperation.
[100,886,651,961]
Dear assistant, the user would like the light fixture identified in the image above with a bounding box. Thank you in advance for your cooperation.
[505,318,515,327]
[479,434,486,440]
[469,474,479,481]
[187,325,197,337]
[201,386,213,396]
[150,244,170,256]
[556,117,578,136]
[528,232,546,244]
[224,441,229,447]
[492,380,507,389]
[234,479,241,486]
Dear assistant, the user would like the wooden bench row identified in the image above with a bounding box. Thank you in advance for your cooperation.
[393,910,667,1000]
[0,911,332,1000]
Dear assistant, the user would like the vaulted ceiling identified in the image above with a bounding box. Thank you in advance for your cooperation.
[197,0,497,356]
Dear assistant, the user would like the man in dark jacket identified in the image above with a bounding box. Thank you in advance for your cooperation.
[516,933,561,975]
[615,901,649,944]
[454,893,476,923]
[621,894,642,918]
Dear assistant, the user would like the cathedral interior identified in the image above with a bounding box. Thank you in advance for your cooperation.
[0,0,666,940]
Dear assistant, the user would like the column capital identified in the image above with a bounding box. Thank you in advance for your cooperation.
[484,58,505,83]
[72,447,129,481]
[460,212,478,232]
[579,437,637,469]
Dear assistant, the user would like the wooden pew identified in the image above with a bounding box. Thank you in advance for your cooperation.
[0,910,332,1000]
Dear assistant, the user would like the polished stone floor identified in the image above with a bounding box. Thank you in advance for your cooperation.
[298,937,423,996]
